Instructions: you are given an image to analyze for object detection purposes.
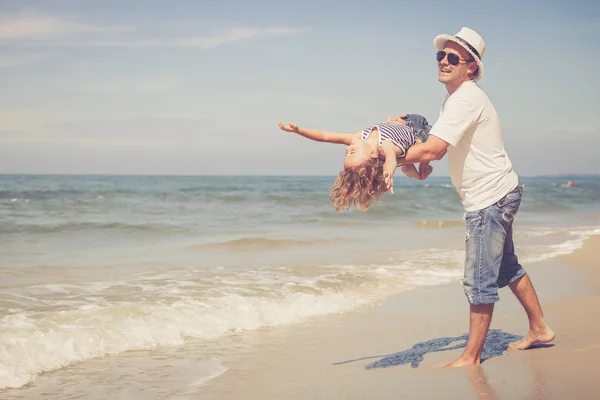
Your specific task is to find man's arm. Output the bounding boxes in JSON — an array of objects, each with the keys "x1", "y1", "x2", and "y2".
[
  {"x1": 392, "y1": 96, "x2": 475, "y2": 165},
  {"x1": 396, "y1": 135, "x2": 450, "y2": 164}
]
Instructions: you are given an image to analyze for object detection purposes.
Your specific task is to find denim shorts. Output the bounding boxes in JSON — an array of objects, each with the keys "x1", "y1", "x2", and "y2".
[
  {"x1": 462, "y1": 184, "x2": 527, "y2": 305},
  {"x1": 404, "y1": 114, "x2": 430, "y2": 143}
]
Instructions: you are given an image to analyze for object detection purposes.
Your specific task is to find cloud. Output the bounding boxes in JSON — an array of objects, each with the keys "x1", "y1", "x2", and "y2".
[
  {"x1": 0, "y1": 130, "x2": 30, "y2": 142},
  {"x1": 0, "y1": 52, "x2": 49, "y2": 67},
  {"x1": 84, "y1": 78, "x2": 183, "y2": 93},
  {"x1": 26, "y1": 26, "x2": 304, "y2": 49},
  {"x1": 0, "y1": 117, "x2": 218, "y2": 147},
  {"x1": 0, "y1": 11, "x2": 305, "y2": 49},
  {"x1": 0, "y1": 11, "x2": 132, "y2": 40},
  {"x1": 154, "y1": 26, "x2": 304, "y2": 49}
]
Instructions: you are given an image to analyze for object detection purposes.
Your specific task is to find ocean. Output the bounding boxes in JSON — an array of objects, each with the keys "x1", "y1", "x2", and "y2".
[{"x1": 1, "y1": 174, "x2": 599, "y2": 396}]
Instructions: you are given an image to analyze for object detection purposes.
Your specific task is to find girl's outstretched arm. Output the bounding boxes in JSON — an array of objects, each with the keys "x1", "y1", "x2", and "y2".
[{"x1": 278, "y1": 121, "x2": 358, "y2": 145}]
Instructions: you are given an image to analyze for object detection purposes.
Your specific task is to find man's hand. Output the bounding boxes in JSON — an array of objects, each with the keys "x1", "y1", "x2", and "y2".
[
  {"x1": 386, "y1": 113, "x2": 407, "y2": 125},
  {"x1": 278, "y1": 121, "x2": 300, "y2": 133}
]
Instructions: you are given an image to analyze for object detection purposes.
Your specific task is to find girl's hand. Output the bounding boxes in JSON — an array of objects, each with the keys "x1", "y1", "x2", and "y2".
[
  {"x1": 278, "y1": 121, "x2": 300, "y2": 133},
  {"x1": 383, "y1": 164, "x2": 396, "y2": 194},
  {"x1": 384, "y1": 172, "x2": 394, "y2": 194}
]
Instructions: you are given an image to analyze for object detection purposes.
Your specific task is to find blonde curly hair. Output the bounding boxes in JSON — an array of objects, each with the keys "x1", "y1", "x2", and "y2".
[{"x1": 328, "y1": 152, "x2": 388, "y2": 212}]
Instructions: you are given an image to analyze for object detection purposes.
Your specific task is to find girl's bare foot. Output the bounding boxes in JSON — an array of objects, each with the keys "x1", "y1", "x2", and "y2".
[{"x1": 400, "y1": 164, "x2": 420, "y2": 179}]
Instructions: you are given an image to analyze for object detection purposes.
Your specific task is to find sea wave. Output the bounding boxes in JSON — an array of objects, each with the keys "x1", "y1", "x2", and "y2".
[
  {"x1": 0, "y1": 290, "x2": 369, "y2": 389},
  {"x1": 414, "y1": 220, "x2": 464, "y2": 229},
  {"x1": 189, "y1": 237, "x2": 343, "y2": 252},
  {"x1": 1, "y1": 221, "x2": 185, "y2": 235},
  {"x1": 521, "y1": 228, "x2": 600, "y2": 263}
]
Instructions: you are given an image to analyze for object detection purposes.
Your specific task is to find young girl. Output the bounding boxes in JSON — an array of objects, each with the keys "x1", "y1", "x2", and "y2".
[{"x1": 278, "y1": 114, "x2": 433, "y2": 211}]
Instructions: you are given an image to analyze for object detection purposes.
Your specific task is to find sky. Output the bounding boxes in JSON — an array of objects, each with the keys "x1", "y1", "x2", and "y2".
[{"x1": 0, "y1": 0, "x2": 599, "y2": 176}]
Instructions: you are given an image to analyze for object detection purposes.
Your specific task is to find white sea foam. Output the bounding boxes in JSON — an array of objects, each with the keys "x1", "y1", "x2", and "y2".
[
  {"x1": 522, "y1": 228, "x2": 600, "y2": 263},
  {"x1": 519, "y1": 226, "x2": 600, "y2": 239},
  {"x1": 188, "y1": 359, "x2": 229, "y2": 387},
  {"x1": 0, "y1": 289, "x2": 371, "y2": 389}
]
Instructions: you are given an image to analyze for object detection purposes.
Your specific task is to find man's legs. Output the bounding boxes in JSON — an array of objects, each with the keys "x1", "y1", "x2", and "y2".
[
  {"x1": 446, "y1": 207, "x2": 501, "y2": 367},
  {"x1": 445, "y1": 303, "x2": 494, "y2": 367},
  {"x1": 508, "y1": 274, "x2": 555, "y2": 349},
  {"x1": 446, "y1": 185, "x2": 555, "y2": 367},
  {"x1": 498, "y1": 222, "x2": 555, "y2": 350}
]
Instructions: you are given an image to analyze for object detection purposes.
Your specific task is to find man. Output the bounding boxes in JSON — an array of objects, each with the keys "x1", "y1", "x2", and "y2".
[{"x1": 388, "y1": 27, "x2": 555, "y2": 367}]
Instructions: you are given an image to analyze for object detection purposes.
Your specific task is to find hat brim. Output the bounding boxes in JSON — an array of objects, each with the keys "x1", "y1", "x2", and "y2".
[{"x1": 433, "y1": 34, "x2": 484, "y2": 81}]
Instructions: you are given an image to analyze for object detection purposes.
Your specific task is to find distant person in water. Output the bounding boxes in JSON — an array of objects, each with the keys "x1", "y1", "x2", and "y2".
[
  {"x1": 388, "y1": 27, "x2": 555, "y2": 367},
  {"x1": 278, "y1": 114, "x2": 434, "y2": 212}
]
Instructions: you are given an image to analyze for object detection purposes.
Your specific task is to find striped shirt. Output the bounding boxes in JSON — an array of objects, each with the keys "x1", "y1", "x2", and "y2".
[{"x1": 361, "y1": 122, "x2": 416, "y2": 157}]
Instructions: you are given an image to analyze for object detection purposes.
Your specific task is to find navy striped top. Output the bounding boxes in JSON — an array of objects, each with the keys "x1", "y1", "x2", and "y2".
[{"x1": 361, "y1": 122, "x2": 416, "y2": 157}]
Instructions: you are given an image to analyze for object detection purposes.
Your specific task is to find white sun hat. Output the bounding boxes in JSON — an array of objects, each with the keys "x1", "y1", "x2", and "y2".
[{"x1": 433, "y1": 27, "x2": 486, "y2": 80}]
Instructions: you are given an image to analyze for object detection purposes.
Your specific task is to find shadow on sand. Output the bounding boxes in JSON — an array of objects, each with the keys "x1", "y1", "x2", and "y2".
[{"x1": 333, "y1": 329, "x2": 554, "y2": 369}]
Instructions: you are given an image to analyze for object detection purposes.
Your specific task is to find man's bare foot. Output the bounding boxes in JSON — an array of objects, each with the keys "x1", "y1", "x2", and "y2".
[
  {"x1": 509, "y1": 326, "x2": 555, "y2": 350},
  {"x1": 443, "y1": 357, "x2": 480, "y2": 368}
]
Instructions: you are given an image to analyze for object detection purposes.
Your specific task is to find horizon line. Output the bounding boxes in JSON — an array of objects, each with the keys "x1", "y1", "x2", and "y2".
[{"x1": 1, "y1": 173, "x2": 598, "y2": 178}]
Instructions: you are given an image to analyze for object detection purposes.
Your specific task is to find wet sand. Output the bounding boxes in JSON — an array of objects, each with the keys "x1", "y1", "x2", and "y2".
[{"x1": 200, "y1": 236, "x2": 600, "y2": 399}]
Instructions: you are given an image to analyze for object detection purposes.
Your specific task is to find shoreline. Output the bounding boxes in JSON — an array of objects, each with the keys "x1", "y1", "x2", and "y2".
[
  {"x1": 200, "y1": 235, "x2": 600, "y2": 399},
  {"x1": 1, "y1": 232, "x2": 598, "y2": 398}
]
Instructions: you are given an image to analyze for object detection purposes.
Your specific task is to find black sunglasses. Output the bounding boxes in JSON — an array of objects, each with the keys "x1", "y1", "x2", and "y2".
[{"x1": 436, "y1": 51, "x2": 474, "y2": 66}]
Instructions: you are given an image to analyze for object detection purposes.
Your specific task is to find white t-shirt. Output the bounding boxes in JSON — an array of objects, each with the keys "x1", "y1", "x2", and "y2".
[{"x1": 429, "y1": 81, "x2": 519, "y2": 212}]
